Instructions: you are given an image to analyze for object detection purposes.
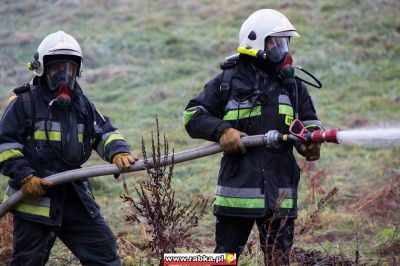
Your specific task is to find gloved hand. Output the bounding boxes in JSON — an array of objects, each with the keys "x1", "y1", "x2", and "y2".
[
  {"x1": 296, "y1": 143, "x2": 321, "y2": 161},
  {"x1": 112, "y1": 153, "x2": 139, "y2": 170},
  {"x1": 20, "y1": 174, "x2": 53, "y2": 198},
  {"x1": 219, "y1": 128, "x2": 247, "y2": 154}
]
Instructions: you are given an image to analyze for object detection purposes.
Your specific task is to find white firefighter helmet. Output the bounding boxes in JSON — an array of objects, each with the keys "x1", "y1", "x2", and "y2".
[
  {"x1": 238, "y1": 9, "x2": 299, "y2": 56},
  {"x1": 30, "y1": 31, "x2": 82, "y2": 77}
]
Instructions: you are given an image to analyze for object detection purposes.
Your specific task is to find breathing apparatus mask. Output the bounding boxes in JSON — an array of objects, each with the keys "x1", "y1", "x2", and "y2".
[
  {"x1": 238, "y1": 36, "x2": 321, "y2": 89},
  {"x1": 44, "y1": 57, "x2": 79, "y2": 106}
]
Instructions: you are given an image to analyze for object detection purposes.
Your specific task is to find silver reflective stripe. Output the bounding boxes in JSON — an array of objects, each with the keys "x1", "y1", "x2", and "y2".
[
  {"x1": 6, "y1": 186, "x2": 50, "y2": 207},
  {"x1": 279, "y1": 94, "x2": 292, "y2": 105},
  {"x1": 96, "y1": 130, "x2": 120, "y2": 159},
  {"x1": 0, "y1": 143, "x2": 23, "y2": 153},
  {"x1": 216, "y1": 185, "x2": 264, "y2": 198},
  {"x1": 278, "y1": 188, "x2": 295, "y2": 197},
  {"x1": 303, "y1": 120, "x2": 322, "y2": 127},
  {"x1": 77, "y1": 123, "x2": 84, "y2": 133},
  {"x1": 224, "y1": 99, "x2": 254, "y2": 112},
  {"x1": 35, "y1": 121, "x2": 61, "y2": 131}
]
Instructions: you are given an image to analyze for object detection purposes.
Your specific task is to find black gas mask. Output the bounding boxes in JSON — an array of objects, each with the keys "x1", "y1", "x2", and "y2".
[{"x1": 45, "y1": 60, "x2": 78, "y2": 106}]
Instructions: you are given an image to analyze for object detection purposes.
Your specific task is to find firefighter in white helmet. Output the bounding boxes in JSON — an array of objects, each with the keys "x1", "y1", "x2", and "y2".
[
  {"x1": 1, "y1": 31, "x2": 138, "y2": 265},
  {"x1": 183, "y1": 9, "x2": 322, "y2": 265}
]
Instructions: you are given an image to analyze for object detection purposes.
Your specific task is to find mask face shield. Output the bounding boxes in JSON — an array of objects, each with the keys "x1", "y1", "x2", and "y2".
[
  {"x1": 45, "y1": 60, "x2": 78, "y2": 92},
  {"x1": 264, "y1": 37, "x2": 289, "y2": 63}
]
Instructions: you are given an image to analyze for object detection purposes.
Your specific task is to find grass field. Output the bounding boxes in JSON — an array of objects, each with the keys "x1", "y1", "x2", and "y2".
[{"x1": 0, "y1": 0, "x2": 399, "y2": 265}]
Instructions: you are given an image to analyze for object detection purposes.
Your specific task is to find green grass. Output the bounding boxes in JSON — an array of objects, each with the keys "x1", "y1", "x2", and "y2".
[{"x1": 1, "y1": 0, "x2": 400, "y2": 264}]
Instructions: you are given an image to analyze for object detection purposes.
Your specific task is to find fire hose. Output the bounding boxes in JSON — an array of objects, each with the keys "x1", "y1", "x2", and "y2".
[{"x1": 0, "y1": 120, "x2": 340, "y2": 219}]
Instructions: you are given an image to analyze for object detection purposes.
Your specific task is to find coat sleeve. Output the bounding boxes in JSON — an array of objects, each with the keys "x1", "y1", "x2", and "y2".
[
  {"x1": 0, "y1": 97, "x2": 36, "y2": 189},
  {"x1": 183, "y1": 73, "x2": 232, "y2": 142},
  {"x1": 90, "y1": 104, "x2": 131, "y2": 162},
  {"x1": 296, "y1": 80, "x2": 323, "y2": 128}
]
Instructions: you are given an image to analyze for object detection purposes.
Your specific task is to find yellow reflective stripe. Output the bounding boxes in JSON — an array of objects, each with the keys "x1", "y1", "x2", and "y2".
[
  {"x1": 223, "y1": 106, "x2": 262, "y2": 121},
  {"x1": 183, "y1": 110, "x2": 197, "y2": 126},
  {"x1": 279, "y1": 105, "x2": 294, "y2": 126},
  {"x1": 34, "y1": 130, "x2": 61, "y2": 141},
  {"x1": 104, "y1": 133, "x2": 124, "y2": 149},
  {"x1": 0, "y1": 149, "x2": 23, "y2": 163},
  {"x1": 78, "y1": 133, "x2": 83, "y2": 143},
  {"x1": 237, "y1": 46, "x2": 258, "y2": 57},
  {"x1": 280, "y1": 198, "x2": 294, "y2": 209},
  {"x1": 279, "y1": 105, "x2": 293, "y2": 116},
  {"x1": 3, "y1": 194, "x2": 50, "y2": 217},
  {"x1": 215, "y1": 195, "x2": 265, "y2": 208}
]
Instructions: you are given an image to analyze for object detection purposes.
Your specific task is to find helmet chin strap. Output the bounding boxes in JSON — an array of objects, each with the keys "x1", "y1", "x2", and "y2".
[{"x1": 54, "y1": 83, "x2": 71, "y2": 106}]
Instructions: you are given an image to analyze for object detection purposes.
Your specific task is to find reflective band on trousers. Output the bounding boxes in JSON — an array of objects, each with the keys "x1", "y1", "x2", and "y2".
[
  {"x1": 223, "y1": 106, "x2": 261, "y2": 121},
  {"x1": 4, "y1": 186, "x2": 50, "y2": 217},
  {"x1": 215, "y1": 195, "x2": 265, "y2": 208}
]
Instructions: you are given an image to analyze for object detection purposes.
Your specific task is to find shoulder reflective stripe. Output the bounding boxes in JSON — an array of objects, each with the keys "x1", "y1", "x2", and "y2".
[
  {"x1": 223, "y1": 106, "x2": 261, "y2": 121},
  {"x1": 0, "y1": 143, "x2": 23, "y2": 153},
  {"x1": 0, "y1": 149, "x2": 24, "y2": 163},
  {"x1": 216, "y1": 185, "x2": 264, "y2": 198},
  {"x1": 34, "y1": 130, "x2": 61, "y2": 141},
  {"x1": 279, "y1": 94, "x2": 292, "y2": 105},
  {"x1": 224, "y1": 99, "x2": 254, "y2": 111},
  {"x1": 103, "y1": 133, "x2": 124, "y2": 149},
  {"x1": 279, "y1": 104, "x2": 293, "y2": 116},
  {"x1": 214, "y1": 195, "x2": 265, "y2": 208},
  {"x1": 35, "y1": 121, "x2": 61, "y2": 131},
  {"x1": 183, "y1": 109, "x2": 197, "y2": 126},
  {"x1": 3, "y1": 194, "x2": 50, "y2": 217},
  {"x1": 280, "y1": 198, "x2": 294, "y2": 209}
]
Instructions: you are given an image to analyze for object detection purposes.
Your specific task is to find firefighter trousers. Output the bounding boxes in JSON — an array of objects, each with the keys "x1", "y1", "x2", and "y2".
[
  {"x1": 214, "y1": 214, "x2": 294, "y2": 265},
  {"x1": 9, "y1": 186, "x2": 120, "y2": 266}
]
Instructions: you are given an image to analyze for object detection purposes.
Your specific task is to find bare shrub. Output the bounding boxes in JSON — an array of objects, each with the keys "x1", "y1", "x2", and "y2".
[
  {"x1": 0, "y1": 201, "x2": 13, "y2": 263},
  {"x1": 121, "y1": 118, "x2": 209, "y2": 265}
]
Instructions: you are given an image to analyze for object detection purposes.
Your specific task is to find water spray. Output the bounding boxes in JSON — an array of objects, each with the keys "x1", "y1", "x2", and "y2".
[{"x1": 263, "y1": 119, "x2": 400, "y2": 147}]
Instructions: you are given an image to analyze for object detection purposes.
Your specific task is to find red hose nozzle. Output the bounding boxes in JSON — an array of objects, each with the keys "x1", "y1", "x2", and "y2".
[
  {"x1": 310, "y1": 129, "x2": 340, "y2": 144},
  {"x1": 324, "y1": 128, "x2": 340, "y2": 143}
]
